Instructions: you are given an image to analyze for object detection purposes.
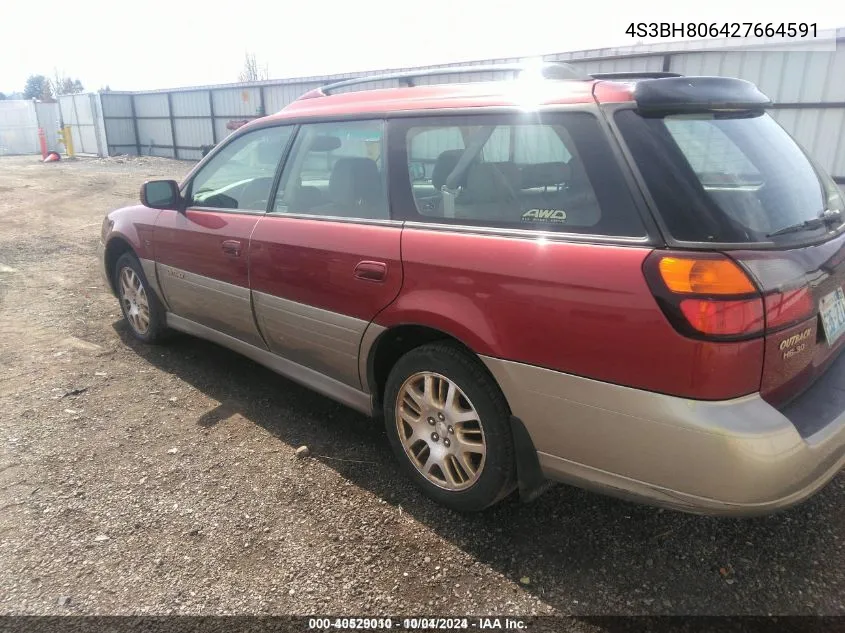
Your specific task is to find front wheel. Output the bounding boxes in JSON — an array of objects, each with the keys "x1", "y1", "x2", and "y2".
[
  {"x1": 114, "y1": 252, "x2": 168, "y2": 344},
  {"x1": 383, "y1": 342, "x2": 516, "y2": 511}
]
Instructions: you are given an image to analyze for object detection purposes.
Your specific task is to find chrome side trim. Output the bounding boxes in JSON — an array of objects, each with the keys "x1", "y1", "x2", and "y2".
[
  {"x1": 358, "y1": 322, "x2": 387, "y2": 394},
  {"x1": 402, "y1": 221, "x2": 652, "y2": 245},
  {"x1": 186, "y1": 206, "x2": 267, "y2": 216},
  {"x1": 158, "y1": 264, "x2": 266, "y2": 349},
  {"x1": 481, "y1": 355, "x2": 845, "y2": 515},
  {"x1": 265, "y1": 212, "x2": 404, "y2": 227},
  {"x1": 166, "y1": 313, "x2": 372, "y2": 416},
  {"x1": 139, "y1": 257, "x2": 168, "y2": 309},
  {"x1": 252, "y1": 291, "x2": 367, "y2": 388}
]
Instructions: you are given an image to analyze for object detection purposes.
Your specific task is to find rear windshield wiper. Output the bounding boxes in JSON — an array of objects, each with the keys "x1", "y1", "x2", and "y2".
[{"x1": 767, "y1": 210, "x2": 842, "y2": 238}]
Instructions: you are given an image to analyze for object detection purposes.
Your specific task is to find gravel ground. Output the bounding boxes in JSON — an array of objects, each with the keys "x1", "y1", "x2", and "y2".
[{"x1": 0, "y1": 155, "x2": 843, "y2": 617}]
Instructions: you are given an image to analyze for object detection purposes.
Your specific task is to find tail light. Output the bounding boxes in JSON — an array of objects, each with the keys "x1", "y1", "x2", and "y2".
[
  {"x1": 679, "y1": 298, "x2": 764, "y2": 336},
  {"x1": 644, "y1": 252, "x2": 813, "y2": 341},
  {"x1": 764, "y1": 287, "x2": 814, "y2": 330}
]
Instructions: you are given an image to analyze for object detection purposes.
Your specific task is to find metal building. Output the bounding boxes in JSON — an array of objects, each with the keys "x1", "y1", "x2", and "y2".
[{"x1": 90, "y1": 29, "x2": 844, "y2": 185}]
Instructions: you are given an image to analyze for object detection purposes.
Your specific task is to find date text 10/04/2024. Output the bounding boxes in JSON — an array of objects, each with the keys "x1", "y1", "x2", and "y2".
[
  {"x1": 307, "y1": 618, "x2": 527, "y2": 630},
  {"x1": 626, "y1": 22, "x2": 818, "y2": 38}
]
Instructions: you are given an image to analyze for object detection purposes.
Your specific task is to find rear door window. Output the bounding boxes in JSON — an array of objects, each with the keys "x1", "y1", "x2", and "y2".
[
  {"x1": 615, "y1": 110, "x2": 842, "y2": 243},
  {"x1": 272, "y1": 120, "x2": 388, "y2": 220},
  {"x1": 394, "y1": 112, "x2": 645, "y2": 237}
]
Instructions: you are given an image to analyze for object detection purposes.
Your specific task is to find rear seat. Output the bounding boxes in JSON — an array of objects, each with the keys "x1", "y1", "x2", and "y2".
[
  {"x1": 520, "y1": 162, "x2": 571, "y2": 190},
  {"x1": 425, "y1": 150, "x2": 602, "y2": 228},
  {"x1": 456, "y1": 163, "x2": 522, "y2": 221},
  {"x1": 519, "y1": 161, "x2": 601, "y2": 228}
]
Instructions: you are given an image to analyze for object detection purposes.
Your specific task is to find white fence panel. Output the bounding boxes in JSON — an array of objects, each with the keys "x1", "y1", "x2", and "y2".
[
  {"x1": 59, "y1": 93, "x2": 107, "y2": 156},
  {"x1": 35, "y1": 102, "x2": 60, "y2": 152},
  {"x1": 0, "y1": 100, "x2": 39, "y2": 155}
]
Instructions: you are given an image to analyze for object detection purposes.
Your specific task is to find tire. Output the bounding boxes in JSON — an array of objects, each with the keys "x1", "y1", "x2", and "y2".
[
  {"x1": 384, "y1": 342, "x2": 516, "y2": 511},
  {"x1": 114, "y1": 252, "x2": 168, "y2": 344}
]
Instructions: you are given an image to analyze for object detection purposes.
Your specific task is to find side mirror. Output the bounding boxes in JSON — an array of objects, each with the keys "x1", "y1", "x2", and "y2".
[{"x1": 141, "y1": 180, "x2": 182, "y2": 210}]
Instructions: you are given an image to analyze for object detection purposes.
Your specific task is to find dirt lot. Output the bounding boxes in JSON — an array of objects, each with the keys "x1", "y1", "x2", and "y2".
[{"x1": 0, "y1": 154, "x2": 844, "y2": 617}]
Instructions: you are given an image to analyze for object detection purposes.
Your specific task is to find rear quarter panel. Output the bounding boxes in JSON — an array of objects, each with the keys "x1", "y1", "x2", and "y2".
[{"x1": 380, "y1": 228, "x2": 763, "y2": 400}]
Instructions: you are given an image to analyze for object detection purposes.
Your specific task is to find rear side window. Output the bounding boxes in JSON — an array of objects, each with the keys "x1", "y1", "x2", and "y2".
[
  {"x1": 395, "y1": 112, "x2": 645, "y2": 237},
  {"x1": 616, "y1": 110, "x2": 838, "y2": 243}
]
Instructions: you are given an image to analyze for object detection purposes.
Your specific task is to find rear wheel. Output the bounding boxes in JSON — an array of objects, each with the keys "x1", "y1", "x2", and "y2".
[
  {"x1": 384, "y1": 342, "x2": 515, "y2": 511},
  {"x1": 114, "y1": 252, "x2": 168, "y2": 344}
]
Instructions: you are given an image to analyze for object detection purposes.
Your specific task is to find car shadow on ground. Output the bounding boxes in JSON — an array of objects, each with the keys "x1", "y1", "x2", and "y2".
[{"x1": 115, "y1": 322, "x2": 844, "y2": 615}]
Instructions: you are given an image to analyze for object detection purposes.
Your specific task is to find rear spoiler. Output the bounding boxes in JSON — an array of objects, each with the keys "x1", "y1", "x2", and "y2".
[{"x1": 633, "y1": 76, "x2": 771, "y2": 113}]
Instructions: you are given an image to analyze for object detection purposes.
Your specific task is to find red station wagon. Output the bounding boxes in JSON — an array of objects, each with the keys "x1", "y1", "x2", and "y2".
[{"x1": 99, "y1": 64, "x2": 845, "y2": 514}]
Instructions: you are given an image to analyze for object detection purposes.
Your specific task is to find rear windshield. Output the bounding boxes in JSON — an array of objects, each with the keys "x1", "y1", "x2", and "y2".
[{"x1": 615, "y1": 110, "x2": 838, "y2": 244}]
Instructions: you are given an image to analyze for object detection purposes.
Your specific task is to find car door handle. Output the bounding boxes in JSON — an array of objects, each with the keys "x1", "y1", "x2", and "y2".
[
  {"x1": 354, "y1": 260, "x2": 387, "y2": 282},
  {"x1": 221, "y1": 240, "x2": 242, "y2": 256}
]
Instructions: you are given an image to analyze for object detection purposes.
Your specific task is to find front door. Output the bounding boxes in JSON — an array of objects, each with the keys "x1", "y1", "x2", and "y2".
[
  {"x1": 154, "y1": 125, "x2": 294, "y2": 348},
  {"x1": 249, "y1": 120, "x2": 402, "y2": 388}
]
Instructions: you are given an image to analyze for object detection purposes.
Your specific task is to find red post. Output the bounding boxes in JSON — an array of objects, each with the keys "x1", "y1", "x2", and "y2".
[{"x1": 38, "y1": 128, "x2": 48, "y2": 160}]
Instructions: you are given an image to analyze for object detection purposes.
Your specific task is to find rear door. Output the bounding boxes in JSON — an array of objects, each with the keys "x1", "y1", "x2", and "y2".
[
  {"x1": 154, "y1": 125, "x2": 294, "y2": 348},
  {"x1": 248, "y1": 120, "x2": 402, "y2": 389}
]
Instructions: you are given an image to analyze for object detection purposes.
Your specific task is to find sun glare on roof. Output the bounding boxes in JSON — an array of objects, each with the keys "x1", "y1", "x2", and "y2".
[
  {"x1": 511, "y1": 59, "x2": 554, "y2": 111},
  {"x1": 519, "y1": 58, "x2": 547, "y2": 82}
]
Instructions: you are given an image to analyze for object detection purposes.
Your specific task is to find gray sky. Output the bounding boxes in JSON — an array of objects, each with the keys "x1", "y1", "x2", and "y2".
[{"x1": 2, "y1": 0, "x2": 844, "y2": 93}]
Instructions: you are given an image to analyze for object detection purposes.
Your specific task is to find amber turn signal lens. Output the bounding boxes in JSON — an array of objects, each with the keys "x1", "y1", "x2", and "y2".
[{"x1": 658, "y1": 257, "x2": 756, "y2": 295}]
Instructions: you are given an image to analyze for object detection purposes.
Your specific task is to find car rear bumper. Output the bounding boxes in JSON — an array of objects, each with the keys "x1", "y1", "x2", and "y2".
[{"x1": 482, "y1": 356, "x2": 845, "y2": 516}]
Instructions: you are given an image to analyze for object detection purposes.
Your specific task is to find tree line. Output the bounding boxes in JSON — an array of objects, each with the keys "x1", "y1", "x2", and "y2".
[
  {"x1": 0, "y1": 72, "x2": 87, "y2": 102},
  {"x1": 22, "y1": 72, "x2": 85, "y2": 101},
  {"x1": 0, "y1": 53, "x2": 268, "y2": 102}
]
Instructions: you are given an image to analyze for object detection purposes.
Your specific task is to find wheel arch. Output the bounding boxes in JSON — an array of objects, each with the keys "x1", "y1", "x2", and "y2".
[
  {"x1": 103, "y1": 235, "x2": 135, "y2": 295},
  {"x1": 364, "y1": 323, "x2": 500, "y2": 411},
  {"x1": 366, "y1": 322, "x2": 549, "y2": 503}
]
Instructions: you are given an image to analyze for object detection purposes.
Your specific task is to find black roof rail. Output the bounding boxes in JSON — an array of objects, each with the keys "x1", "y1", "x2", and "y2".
[
  {"x1": 297, "y1": 62, "x2": 591, "y2": 99},
  {"x1": 591, "y1": 71, "x2": 683, "y2": 80}
]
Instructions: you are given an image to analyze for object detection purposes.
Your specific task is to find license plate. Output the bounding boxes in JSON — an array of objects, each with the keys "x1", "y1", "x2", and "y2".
[{"x1": 819, "y1": 287, "x2": 845, "y2": 346}]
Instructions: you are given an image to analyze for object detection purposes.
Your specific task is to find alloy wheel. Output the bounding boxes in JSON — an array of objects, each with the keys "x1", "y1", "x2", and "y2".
[
  {"x1": 118, "y1": 266, "x2": 151, "y2": 335},
  {"x1": 395, "y1": 371, "x2": 486, "y2": 491}
]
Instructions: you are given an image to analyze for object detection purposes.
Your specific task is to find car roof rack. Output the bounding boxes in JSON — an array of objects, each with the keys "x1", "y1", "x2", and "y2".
[
  {"x1": 297, "y1": 62, "x2": 592, "y2": 99},
  {"x1": 590, "y1": 71, "x2": 683, "y2": 80}
]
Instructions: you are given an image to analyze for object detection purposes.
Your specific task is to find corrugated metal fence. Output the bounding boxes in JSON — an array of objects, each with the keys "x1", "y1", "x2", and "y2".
[{"x1": 96, "y1": 33, "x2": 845, "y2": 183}]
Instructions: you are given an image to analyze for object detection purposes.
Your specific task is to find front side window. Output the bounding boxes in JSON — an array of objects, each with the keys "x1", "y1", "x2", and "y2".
[
  {"x1": 272, "y1": 120, "x2": 388, "y2": 219},
  {"x1": 188, "y1": 125, "x2": 293, "y2": 212},
  {"x1": 615, "y1": 110, "x2": 844, "y2": 244},
  {"x1": 400, "y1": 112, "x2": 644, "y2": 237}
]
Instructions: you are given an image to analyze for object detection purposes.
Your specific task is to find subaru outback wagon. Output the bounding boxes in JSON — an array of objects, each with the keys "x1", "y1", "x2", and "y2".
[{"x1": 99, "y1": 65, "x2": 845, "y2": 515}]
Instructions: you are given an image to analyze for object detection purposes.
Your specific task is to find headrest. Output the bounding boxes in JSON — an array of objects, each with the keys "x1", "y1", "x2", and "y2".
[
  {"x1": 520, "y1": 162, "x2": 571, "y2": 189},
  {"x1": 329, "y1": 157, "x2": 382, "y2": 207},
  {"x1": 431, "y1": 149, "x2": 466, "y2": 191},
  {"x1": 463, "y1": 163, "x2": 521, "y2": 203},
  {"x1": 311, "y1": 135, "x2": 342, "y2": 152}
]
